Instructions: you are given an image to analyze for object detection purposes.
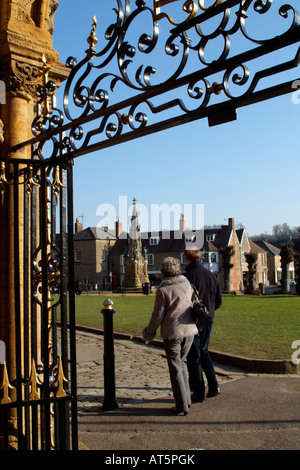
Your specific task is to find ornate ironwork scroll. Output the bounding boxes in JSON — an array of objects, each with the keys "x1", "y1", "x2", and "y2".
[{"x1": 15, "y1": 0, "x2": 299, "y2": 162}]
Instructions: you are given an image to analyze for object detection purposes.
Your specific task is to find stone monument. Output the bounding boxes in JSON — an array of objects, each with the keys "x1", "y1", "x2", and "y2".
[{"x1": 124, "y1": 198, "x2": 150, "y2": 292}]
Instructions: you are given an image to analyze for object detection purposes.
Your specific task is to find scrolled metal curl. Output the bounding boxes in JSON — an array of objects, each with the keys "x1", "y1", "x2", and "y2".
[
  {"x1": 223, "y1": 63, "x2": 250, "y2": 98},
  {"x1": 240, "y1": 0, "x2": 299, "y2": 44}
]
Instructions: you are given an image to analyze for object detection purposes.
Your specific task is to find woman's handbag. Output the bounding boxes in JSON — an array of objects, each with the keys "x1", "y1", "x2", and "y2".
[{"x1": 191, "y1": 284, "x2": 209, "y2": 324}]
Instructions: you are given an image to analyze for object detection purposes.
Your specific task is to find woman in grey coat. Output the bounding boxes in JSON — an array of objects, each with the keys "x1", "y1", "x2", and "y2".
[{"x1": 142, "y1": 257, "x2": 198, "y2": 415}]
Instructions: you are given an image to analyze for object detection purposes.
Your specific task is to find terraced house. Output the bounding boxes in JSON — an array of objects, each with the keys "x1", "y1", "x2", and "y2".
[
  {"x1": 110, "y1": 217, "x2": 269, "y2": 293},
  {"x1": 74, "y1": 212, "x2": 294, "y2": 294}
]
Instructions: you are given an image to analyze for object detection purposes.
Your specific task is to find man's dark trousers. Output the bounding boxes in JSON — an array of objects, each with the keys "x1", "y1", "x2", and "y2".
[{"x1": 187, "y1": 320, "x2": 218, "y2": 401}]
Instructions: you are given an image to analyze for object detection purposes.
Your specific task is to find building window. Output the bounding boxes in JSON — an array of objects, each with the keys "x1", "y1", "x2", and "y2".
[
  {"x1": 147, "y1": 253, "x2": 154, "y2": 265},
  {"x1": 101, "y1": 250, "x2": 106, "y2": 262},
  {"x1": 149, "y1": 237, "x2": 159, "y2": 245},
  {"x1": 181, "y1": 253, "x2": 186, "y2": 264},
  {"x1": 75, "y1": 251, "x2": 81, "y2": 263},
  {"x1": 185, "y1": 235, "x2": 196, "y2": 243},
  {"x1": 203, "y1": 253, "x2": 209, "y2": 263},
  {"x1": 211, "y1": 252, "x2": 217, "y2": 263},
  {"x1": 206, "y1": 234, "x2": 216, "y2": 242}
]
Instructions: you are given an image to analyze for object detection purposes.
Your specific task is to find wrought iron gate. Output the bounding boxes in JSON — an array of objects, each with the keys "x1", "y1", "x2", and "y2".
[
  {"x1": 1, "y1": 0, "x2": 300, "y2": 450},
  {"x1": 0, "y1": 157, "x2": 77, "y2": 450}
]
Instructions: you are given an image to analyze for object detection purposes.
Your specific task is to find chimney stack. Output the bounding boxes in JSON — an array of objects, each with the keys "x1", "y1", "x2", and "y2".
[
  {"x1": 228, "y1": 218, "x2": 235, "y2": 231},
  {"x1": 115, "y1": 220, "x2": 122, "y2": 238},
  {"x1": 75, "y1": 218, "x2": 83, "y2": 233},
  {"x1": 179, "y1": 213, "x2": 185, "y2": 232}
]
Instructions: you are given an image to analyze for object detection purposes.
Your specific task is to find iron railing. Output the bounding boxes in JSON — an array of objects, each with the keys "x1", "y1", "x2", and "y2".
[{"x1": 0, "y1": 157, "x2": 77, "y2": 450}]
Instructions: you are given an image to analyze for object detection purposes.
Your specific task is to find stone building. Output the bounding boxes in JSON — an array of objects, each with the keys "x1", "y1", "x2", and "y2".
[
  {"x1": 247, "y1": 239, "x2": 269, "y2": 286},
  {"x1": 254, "y1": 240, "x2": 283, "y2": 285},
  {"x1": 111, "y1": 216, "x2": 267, "y2": 292},
  {"x1": 74, "y1": 218, "x2": 116, "y2": 290},
  {"x1": 203, "y1": 218, "x2": 242, "y2": 291}
]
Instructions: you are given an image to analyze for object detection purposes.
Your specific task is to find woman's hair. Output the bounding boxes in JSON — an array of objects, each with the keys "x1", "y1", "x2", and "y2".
[{"x1": 161, "y1": 257, "x2": 181, "y2": 278}]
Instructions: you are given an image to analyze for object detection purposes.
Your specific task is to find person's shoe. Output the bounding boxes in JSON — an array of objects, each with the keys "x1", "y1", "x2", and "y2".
[
  {"x1": 191, "y1": 394, "x2": 204, "y2": 403},
  {"x1": 206, "y1": 387, "x2": 220, "y2": 398},
  {"x1": 170, "y1": 407, "x2": 188, "y2": 416}
]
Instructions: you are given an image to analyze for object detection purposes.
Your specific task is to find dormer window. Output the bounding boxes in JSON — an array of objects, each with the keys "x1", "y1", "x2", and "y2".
[
  {"x1": 185, "y1": 235, "x2": 196, "y2": 243},
  {"x1": 206, "y1": 234, "x2": 216, "y2": 242},
  {"x1": 149, "y1": 237, "x2": 160, "y2": 245}
]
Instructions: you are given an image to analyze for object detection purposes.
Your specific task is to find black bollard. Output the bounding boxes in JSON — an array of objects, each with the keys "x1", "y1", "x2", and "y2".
[{"x1": 101, "y1": 298, "x2": 118, "y2": 411}]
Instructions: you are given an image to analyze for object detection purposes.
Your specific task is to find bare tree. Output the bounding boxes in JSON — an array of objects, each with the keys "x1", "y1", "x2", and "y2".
[
  {"x1": 219, "y1": 246, "x2": 235, "y2": 293},
  {"x1": 280, "y1": 242, "x2": 295, "y2": 293},
  {"x1": 245, "y1": 252, "x2": 258, "y2": 294}
]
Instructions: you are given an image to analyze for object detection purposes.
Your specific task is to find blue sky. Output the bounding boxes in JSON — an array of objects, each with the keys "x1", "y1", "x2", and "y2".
[{"x1": 52, "y1": 0, "x2": 300, "y2": 237}]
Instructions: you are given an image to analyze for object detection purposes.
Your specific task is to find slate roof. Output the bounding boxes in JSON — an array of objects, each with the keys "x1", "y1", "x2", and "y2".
[
  {"x1": 111, "y1": 226, "x2": 235, "y2": 255},
  {"x1": 74, "y1": 227, "x2": 116, "y2": 241},
  {"x1": 253, "y1": 240, "x2": 280, "y2": 256},
  {"x1": 254, "y1": 237, "x2": 299, "y2": 252},
  {"x1": 248, "y1": 239, "x2": 268, "y2": 254},
  {"x1": 110, "y1": 230, "x2": 186, "y2": 256},
  {"x1": 202, "y1": 227, "x2": 233, "y2": 250}
]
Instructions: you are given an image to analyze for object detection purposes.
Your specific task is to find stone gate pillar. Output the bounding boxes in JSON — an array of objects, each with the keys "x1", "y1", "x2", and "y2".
[{"x1": 0, "y1": 0, "x2": 67, "y2": 408}]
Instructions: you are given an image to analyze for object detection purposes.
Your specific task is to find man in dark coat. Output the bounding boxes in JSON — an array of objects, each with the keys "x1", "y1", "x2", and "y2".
[{"x1": 184, "y1": 246, "x2": 222, "y2": 402}]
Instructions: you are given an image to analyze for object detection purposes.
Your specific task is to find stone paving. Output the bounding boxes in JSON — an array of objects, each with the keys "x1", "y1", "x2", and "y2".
[{"x1": 75, "y1": 330, "x2": 238, "y2": 416}]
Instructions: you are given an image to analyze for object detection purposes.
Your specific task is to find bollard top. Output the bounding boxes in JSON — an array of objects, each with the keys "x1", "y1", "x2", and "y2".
[
  {"x1": 103, "y1": 298, "x2": 113, "y2": 308},
  {"x1": 101, "y1": 298, "x2": 115, "y2": 313}
]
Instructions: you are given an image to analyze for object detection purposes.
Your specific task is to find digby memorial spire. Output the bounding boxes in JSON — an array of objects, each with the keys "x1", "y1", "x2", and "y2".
[{"x1": 124, "y1": 198, "x2": 150, "y2": 292}]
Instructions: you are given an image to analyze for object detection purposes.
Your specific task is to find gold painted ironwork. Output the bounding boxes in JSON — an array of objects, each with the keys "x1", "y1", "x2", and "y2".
[
  {"x1": 0, "y1": 119, "x2": 4, "y2": 143},
  {"x1": 153, "y1": 0, "x2": 223, "y2": 25},
  {"x1": 0, "y1": 354, "x2": 67, "y2": 406},
  {"x1": 154, "y1": 0, "x2": 198, "y2": 25},
  {"x1": 54, "y1": 356, "x2": 67, "y2": 398},
  {"x1": 87, "y1": 16, "x2": 98, "y2": 57},
  {"x1": 199, "y1": 0, "x2": 223, "y2": 11},
  {"x1": 25, "y1": 165, "x2": 40, "y2": 195},
  {"x1": 121, "y1": 114, "x2": 130, "y2": 125},
  {"x1": 26, "y1": 359, "x2": 41, "y2": 401},
  {"x1": 49, "y1": 166, "x2": 67, "y2": 203},
  {"x1": 0, "y1": 363, "x2": 14, "y2": 404},
  {"x1": 207, "y1": 82, "x2": 223, "y2": 95},
  {"x1": 0, "y1": 161, "x2": 8, "y2": 205}
]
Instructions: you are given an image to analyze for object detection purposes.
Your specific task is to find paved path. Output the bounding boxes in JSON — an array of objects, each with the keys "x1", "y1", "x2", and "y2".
[
  {"x1": 75, "y1": 330, "x2": 300, "y2": 451},
  {"x1": 75, "y1": 330, "x2": 241, "y2": 412}
]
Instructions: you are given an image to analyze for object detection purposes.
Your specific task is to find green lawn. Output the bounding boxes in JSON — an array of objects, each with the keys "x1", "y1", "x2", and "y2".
[{"x1": 62, "y1": 293, "x2": 300, "y2": 361}]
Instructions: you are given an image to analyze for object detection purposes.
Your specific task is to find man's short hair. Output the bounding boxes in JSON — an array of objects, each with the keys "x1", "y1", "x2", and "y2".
[{"x1": 184, "y1": 246, "x2": 201, "y2": 262}]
